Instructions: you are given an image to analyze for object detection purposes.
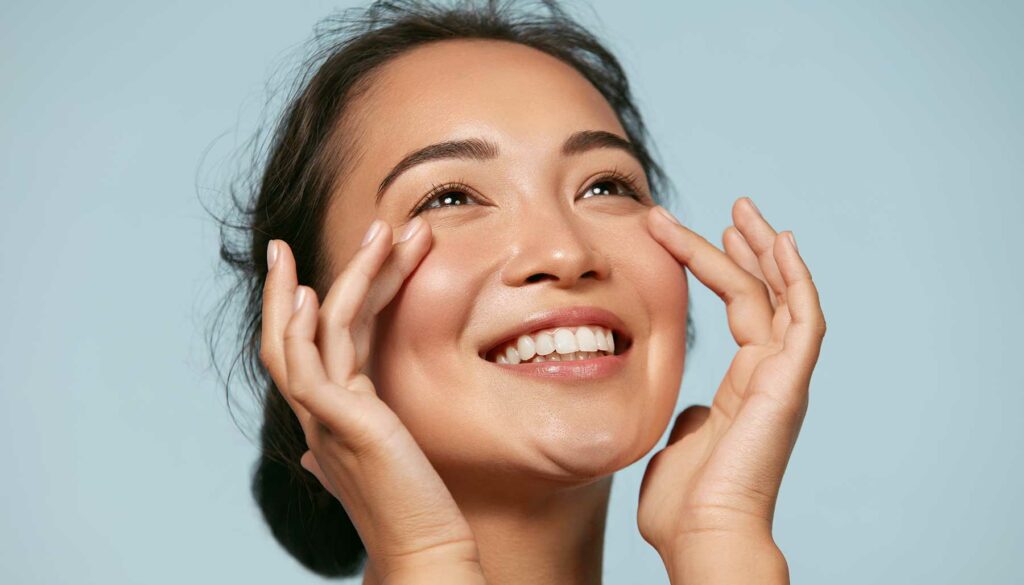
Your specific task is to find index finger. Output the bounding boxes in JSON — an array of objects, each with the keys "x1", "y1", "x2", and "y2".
[
  {"x1": 260, "y1": 239, "x2": 310, "y2": 421},
  {"x1": 648, "y1": 206, "x2": 774, "y2": 347}
]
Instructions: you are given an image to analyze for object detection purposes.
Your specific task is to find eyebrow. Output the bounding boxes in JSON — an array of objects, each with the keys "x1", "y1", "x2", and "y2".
[{"x1": 375, "y1": 130, "x2": 641, "y2": 204}]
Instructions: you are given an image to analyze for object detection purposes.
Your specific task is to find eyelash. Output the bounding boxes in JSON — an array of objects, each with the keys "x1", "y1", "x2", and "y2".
[{"x1": 410, "y1": 168, "x2": 648, "y2": 217}]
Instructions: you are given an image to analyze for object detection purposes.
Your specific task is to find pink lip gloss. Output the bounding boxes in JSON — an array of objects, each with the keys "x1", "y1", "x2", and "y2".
[{"x1": 489, "y1": 346, "x2": 629, "y2": 381}]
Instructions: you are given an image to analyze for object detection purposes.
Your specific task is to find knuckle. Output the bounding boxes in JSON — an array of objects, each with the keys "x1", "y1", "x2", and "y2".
[
  {"x1": 744, "y1": 276, "x2": 770, "y2": 300},
  {"x1": 816, "y1": 318, "x2": 828, "y2": 338},
  {"x1": 319, "y1": 301, "x2": 349, "y2": 331},
  {"x1": 354, "y1": 260, "x2": 377, "y2": 281},
  {"x1": 317, "y1": 309, "x2": 334, "y2": 332},
  {"x1": 288, "y1": 381, "x2": 313, "y2": 403},
  {"x1": 258, "y1": 346, "x2": 272, "y2": 366},
  {"x1": 812, "y1": 309, "x2": 828, "y2": 338},
  {"x1": 283, "y1": 319, "x2": 305, "y2": 342}
]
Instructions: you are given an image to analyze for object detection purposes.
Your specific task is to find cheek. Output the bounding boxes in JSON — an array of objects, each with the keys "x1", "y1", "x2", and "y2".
[
  {"x1": 632, "y1": 237, "x2": 689, "y2": 326},
  {"x1": 366, "y1": 217, "x2": 691, "y2": 476},
  {"x1": 371, "y1": 242, "x2": 481, "y2": 389},
  {"x1": 614, "y1": 232, "x2": 690, "y2": 448},
  {"x1": 367, "y1": 236, "x2": 492, "y2": 464}
]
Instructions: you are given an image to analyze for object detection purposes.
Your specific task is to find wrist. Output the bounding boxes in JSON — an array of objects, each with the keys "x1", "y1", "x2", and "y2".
[
  {"x1": 659, "y1": 532, "x2": 789, "y2": 585},
  {"x1": 375, "y1": 540, "x2": 487, "y2": 585},
  {"x1": 380, "y1": 561, "x2": 487, "y2": 585}
]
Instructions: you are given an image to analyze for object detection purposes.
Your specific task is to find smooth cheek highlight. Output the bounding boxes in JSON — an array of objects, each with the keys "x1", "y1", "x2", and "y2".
[
  {"x1": 366, "y1": 218, "x2": 688, "y2": 481},
  {"x1": 631, "y1": 235, "x2": 689, "y2": 454},
  {"x1": 368, "y1": 241, "x2": 509, "y2": 470}
]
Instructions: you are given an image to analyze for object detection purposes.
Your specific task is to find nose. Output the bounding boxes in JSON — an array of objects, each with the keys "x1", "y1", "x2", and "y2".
[{"x1": 500, "y1": 206, "x2": 611, "y2": 289}]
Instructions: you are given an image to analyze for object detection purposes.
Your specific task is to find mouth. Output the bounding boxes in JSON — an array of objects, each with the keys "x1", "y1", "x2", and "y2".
[
  {"x1": 480, "y1": 325, "x2": 633, "y2": 364},
  {"x1": 476, "y1": 306, "x2": 634, "y2": 366}
]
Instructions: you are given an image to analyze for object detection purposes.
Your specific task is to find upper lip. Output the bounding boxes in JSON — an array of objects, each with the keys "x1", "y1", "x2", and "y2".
[{"x1": 478, "y1": 305, "x2": 633, "y2": 360}]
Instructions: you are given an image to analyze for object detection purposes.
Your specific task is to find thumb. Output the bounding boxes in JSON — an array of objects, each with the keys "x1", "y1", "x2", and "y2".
[
  {"x1": 666, "y1": 405, "x2": 710, "y2": 446},
  {"x1": 300, "y1": 450, "x2": 338, "y2": 498}
]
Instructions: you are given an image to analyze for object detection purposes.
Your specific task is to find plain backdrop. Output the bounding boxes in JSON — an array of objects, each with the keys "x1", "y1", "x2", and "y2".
[{"x1": 2, "y1": 1, "x2": 1021, "y2": 583}]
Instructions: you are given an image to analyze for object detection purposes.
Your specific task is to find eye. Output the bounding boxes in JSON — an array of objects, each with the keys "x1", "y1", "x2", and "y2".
[
  {"x1": 411, "y1": 180, "x2": 479, "y2": 216},
  {"x1": 579, "y1": 170, "x2": 646, "y2": 202}
]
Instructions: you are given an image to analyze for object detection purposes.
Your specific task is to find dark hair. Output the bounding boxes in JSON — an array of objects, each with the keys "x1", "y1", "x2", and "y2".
[{"x1": 206, "y1": 0, "x2": 695, "y2": 577}]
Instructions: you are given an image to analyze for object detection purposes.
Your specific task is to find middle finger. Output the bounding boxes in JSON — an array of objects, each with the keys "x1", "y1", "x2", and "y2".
[
  {"x1": 648, "y1": 206, "x2": 774, "y2": 347},
  {"x1": 316, "y1": 217, "x2": 432, "y2": 386},
  {"x1": 732, "y1": 197, "x2": 788, "y2": 303}
]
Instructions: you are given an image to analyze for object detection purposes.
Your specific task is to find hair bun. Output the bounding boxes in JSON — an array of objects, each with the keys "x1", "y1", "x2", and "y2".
[{"x1": 252, "y1": 439, "x2": 366, "y2": 577}]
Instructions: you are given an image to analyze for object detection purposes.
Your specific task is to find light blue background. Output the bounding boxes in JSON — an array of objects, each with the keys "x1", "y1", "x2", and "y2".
[{"x1": 2, "y1": 1, "x2": 1021, "y2": 583}]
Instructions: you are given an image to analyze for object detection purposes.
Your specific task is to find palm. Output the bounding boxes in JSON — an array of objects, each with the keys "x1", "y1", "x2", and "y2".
[{"x1": 638, "y1": 200, "x2": 825, "y2": 552}]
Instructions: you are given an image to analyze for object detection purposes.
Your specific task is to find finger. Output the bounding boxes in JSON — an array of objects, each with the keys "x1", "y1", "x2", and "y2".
[
  {"x1": 649, "y1": 206, "x2": 773, "y2": 346},
  {"x1": 693, "y1": 233, "x2": 822, "y2": 519},
  {"x1": 317, "y1": 218, "x2": 431, "y2": 386},
  {"x1": 283, "y1": 285, "x2": 348, "y2": 422},
  {"x1": 666, "y1": 404, "x2": 710, "y2": 446},
  {"x1": 731, "y1": 198, "x2": 788, "y2": 303},
  {"x1": 260, "y1": 239, "x2": 310, "y2": 420},
  {"x1": 300, "y1": 451, "x2": 338, "y2": 498},
  {"x1": 710, "y1": 233, "x2": 820, "y2": 455},
  {"x1": 775, "y1": 232, "x2": 827, "y2": 369},
  {"x1": 722, "y1": 226, "x2": 773, "y2": 310},
  {"x1": 364, "y1": 217, "x2": 433, "y2": 316}
]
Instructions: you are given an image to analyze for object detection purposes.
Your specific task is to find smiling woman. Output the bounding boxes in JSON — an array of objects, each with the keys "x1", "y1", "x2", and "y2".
[{"x1": 208, "y1": 1, "x2": 824, "y2": 584}]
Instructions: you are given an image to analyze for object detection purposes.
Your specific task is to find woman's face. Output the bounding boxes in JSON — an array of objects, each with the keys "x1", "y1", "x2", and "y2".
[{"x1": 323, "y1": 39, "x2": 688, "y2": 483}]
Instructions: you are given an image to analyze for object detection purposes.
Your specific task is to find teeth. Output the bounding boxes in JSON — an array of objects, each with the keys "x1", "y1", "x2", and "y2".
[
  {"x1": 517, "y1": 335, "x2": 536, "y2": 361},
  {"x1": 497, "y1": 350, "x2": 607, "y2": 365},
  {"x1": 523, "y1": 351, "x2": 602, "y2": 364},
  {"x1": 576, "y1": 326, "x2": 598, "y2": 352},
  {"x1": 534, "y1": 332, "x2": 555, "y2": 356},
  {"x1": 553, "y1": 328, "x2": 577, "y2": 354},
  {"x1": 487, "y1": 324, "x2": 622, "y2": 363}
]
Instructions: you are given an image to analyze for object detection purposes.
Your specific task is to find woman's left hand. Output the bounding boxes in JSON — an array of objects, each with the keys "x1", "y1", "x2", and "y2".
[{"x1": 637, "y1": 198, "x2": 826, "y2": 579}]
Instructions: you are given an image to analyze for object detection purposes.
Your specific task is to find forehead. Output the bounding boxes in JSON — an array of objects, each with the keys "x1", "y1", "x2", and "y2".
[
  {"x1": 358, "y1": 38, "x2": 622, "y2": 140},
  {"x1": 341, "y1": 38, "x2": 627, "y2": 179}
]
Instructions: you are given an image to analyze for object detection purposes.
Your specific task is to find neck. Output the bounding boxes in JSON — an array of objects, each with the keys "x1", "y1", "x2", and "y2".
[{"x1": 362, "y1": 472, "x2": 613, "y2": 585}]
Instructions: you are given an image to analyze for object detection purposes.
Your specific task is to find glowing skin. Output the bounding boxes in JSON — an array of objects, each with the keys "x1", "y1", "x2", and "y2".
[
  {"x1": 320, "y1": 39, "x2": 687, "y2": 584},
  {"x1": 274, "y1": 36, "x2": 824, "y2": 584}
]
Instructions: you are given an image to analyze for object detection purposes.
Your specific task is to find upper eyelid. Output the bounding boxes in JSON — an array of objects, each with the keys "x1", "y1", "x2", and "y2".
[
  {"x1": 412, "y1": 170, "x2": 647, "y2": 215},
  {"x1": 411, "y1": 180, "x2": 480, "y2": 215},
  {"x1": 586, "y1": 170, "x2": 643, "y2": 194}
]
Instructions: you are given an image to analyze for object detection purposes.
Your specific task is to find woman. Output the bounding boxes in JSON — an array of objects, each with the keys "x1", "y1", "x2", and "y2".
[{"x1": 212, "y1": 1, "x2": 826, "y2": 583}]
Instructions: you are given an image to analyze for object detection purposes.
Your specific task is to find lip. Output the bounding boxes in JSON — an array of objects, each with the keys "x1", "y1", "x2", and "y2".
[
  {"x1": 477, "y1": 305, "x2": 633, "y2": 361},
  {"x1": 488, "y1": 341, "x2": 632, "y2": 381}
]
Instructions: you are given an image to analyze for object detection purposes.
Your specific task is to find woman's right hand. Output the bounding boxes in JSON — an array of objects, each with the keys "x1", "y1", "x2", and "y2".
[{"x1": 260, "y1": 218, "x2": 485, "y2": 584}]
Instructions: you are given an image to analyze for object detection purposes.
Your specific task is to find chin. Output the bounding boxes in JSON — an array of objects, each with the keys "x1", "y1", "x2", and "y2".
[{"x1": 528, "y1": 420, "x2": 659, "y2": 481}]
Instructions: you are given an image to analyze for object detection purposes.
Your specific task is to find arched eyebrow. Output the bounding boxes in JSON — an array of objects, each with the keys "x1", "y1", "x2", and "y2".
[{"x1": 375, "y1": 130, "x2": 640, "y2": 204}]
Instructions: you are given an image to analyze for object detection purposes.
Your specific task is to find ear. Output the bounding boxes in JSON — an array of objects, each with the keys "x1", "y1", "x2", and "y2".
[{"x1": 666, "y1": 405, "x2": 710, "y2": 447}]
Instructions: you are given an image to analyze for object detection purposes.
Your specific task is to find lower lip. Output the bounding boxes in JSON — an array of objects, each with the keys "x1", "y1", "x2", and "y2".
[{"x1": 485, "y1": 345, "x2": 630, "y2": 381}]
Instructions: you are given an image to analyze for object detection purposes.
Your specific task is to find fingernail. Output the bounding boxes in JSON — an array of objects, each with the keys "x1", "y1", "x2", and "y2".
[
  {"x1": 786, "y1": 232, "x2": 798, "y2": 252},
  {"x1": 293, "y1": 287, "x2": 306, "y2": 312},
  {"x1": 267, "y1": 240, "x2": 278, "y2": 271},
  {"x1": 746, "y1": 197, "x2": 762, "y2": 217},
  {"x1": 398, "y1": 217, "x2": 422, "y2": 243},
  {"x1": 656, "y1": 205, "x2": 681, "y2": 225},
  {"x1": 361, "y1": 220, "x2": 383, "y2": 247}
]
